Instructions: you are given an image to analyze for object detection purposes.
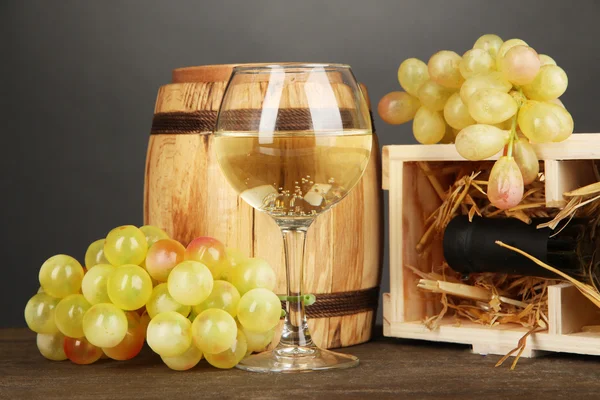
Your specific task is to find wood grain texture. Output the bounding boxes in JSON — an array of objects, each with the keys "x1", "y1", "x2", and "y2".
[
  {"x1": 3, "y1": 328, "x2": 600, "y2": 400},
  {"x1": 383, "y1": 136, "x2": 600, "y2": 358},
  {"x1": 144, "y1": 65, "x2": 383, "y2": 349}
]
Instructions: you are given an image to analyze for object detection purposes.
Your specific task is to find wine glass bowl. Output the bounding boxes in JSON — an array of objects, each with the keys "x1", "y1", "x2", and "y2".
[{"x1": 214, "y1": 63, "x2": 372, "y2": 372}]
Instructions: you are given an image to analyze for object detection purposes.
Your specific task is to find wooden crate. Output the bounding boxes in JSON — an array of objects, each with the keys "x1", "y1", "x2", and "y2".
[{"x1": 382, "y1": 133, "x2": 600, "y2": 357}]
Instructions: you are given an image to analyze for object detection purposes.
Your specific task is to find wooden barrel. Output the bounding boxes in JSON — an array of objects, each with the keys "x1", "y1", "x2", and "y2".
[{"x1": 144, "y1": 64, "x2": 383, "y2": 348}]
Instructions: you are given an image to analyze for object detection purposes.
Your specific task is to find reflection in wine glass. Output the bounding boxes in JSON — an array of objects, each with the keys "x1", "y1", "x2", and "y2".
[{"x1": 214, "y1": 63, "x2": 372, "y2": 372}]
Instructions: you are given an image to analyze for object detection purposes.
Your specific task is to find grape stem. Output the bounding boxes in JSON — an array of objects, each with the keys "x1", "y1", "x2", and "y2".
[
  {"x1": 278, "y1": 294, "x2": 316, "y2": 306},
  {"x1": 506, "y1": 89, "x2": 523, "y2": 158}
]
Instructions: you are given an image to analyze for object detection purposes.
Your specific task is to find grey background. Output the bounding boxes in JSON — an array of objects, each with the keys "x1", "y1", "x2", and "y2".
[{"x1": 3, "y1": 0, "x2": 599, "y2": 327}]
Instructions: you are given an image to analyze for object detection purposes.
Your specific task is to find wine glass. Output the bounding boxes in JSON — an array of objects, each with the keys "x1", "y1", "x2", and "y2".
[{"x1": 214, "y1": 63, "x2": 372, "y2": 372}]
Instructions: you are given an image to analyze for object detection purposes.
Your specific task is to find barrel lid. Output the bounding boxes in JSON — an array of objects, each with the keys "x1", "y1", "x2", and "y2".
[{"x1": 172, "y1": 64, "x2": 236, "y2": 83}]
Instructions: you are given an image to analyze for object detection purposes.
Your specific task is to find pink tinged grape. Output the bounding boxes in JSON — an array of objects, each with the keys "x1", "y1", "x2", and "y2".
[
  {"x1": 377, "y1": 91, "x2": 420, "y2": 125},
  {"x1": 488, "y1": 157, "x2": 524, "y2": 210},
  {"x1": 455, "y1": 124, "x2": 509, "y2": 161},
  {"x1": 513, "y1": 138, "x2": 540, "y2": 185},
  {"x1": 39, "y1": 255, "x2": 85, "y2": 299},
  {"x1": 145, "y1": 239, "x2": 186, "y2": 282},
  {"x1": 185, "y1": 237, "x2": 228, "y2": 279},
  {"x1": 428, "y1": 50, "x2": 464, "y2": 88},
  {"x1": 499, "y1": 46, "x2": 540, "y2": 85},
  {"x1": 102, "y1": 312, "x2": 145, "y2": 360},
  {"x1": 63, "y1": 336, "x2": 103, "y2": 365},
  {"x1": 37, "y1": 332, "x2": 68, "y2": 361}
]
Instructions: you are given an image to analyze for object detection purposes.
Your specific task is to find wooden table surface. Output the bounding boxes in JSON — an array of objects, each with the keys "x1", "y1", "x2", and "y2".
[{"x1": 1, "y1": 328, "x2": 599, "y2": 400}]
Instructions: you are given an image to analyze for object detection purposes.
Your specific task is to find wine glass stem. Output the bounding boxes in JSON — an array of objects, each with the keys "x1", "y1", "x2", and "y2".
[{"x1": 277, "y1": 224, "x2": 316, "y2": 353}]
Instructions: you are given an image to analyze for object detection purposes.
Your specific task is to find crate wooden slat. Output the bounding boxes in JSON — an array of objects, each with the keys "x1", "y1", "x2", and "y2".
[{"x1": 382, "y1": 134, "x2": 600, "y2": 357}]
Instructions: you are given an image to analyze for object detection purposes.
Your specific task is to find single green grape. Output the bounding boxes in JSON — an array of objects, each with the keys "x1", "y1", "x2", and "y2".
[
  {"x1": 24, "y1": 292, "x2": 60, "y2": 334},
  {"x1": 455, "y1": 124, "x2": 509, "y2": 161},
  {"x1": 443, "y1": 92, "x2": 476, "y2": 130},
  {"x1": 397, "y1": 58, "x2": 429, "y2": 96},
  {"x1": 84, "y1": 239, "x2": 109, "y2": 269},
  {"x1": 147, "y1": 311, "x2": 193, "y2": 357},
  {"x1": 518, "y1": 100, "x2": 562, "y2": 143},
  {"x1": 500, "y1": 45, "x2": 540, "y2": 85},
  {"x1": 191, "y1": 308, "x2": 237, "y2": 355},
  {"x1": 193, "y1": 280, "x2": 241, "y2": 317},
  {"x1": 513, "y1": 137, "x2": 540, "y2": 185},
  {"x1": 102, "y1": 311, "x2": 145, "y2": 361},
  {"x1": 473, "y1": 34, "x2": 503, "y2": 58},
  {"x1": 459, "y1": 48, "x2": 494, "y2": 79},
  {"x1": 39, "y1": 255, "x2": 84, "y2": 299},
  {"x1": 184, "y1": 236, "x2": 227, "y2": 279},
  {"x1": 412, "y1": 107, "x2": 446, "y2": 144},
  {"x1": 222, "y1": 247, "x2": 247, "y2": 282},
  {"x1": 106, "y1": 264, "x2": 153, "y2": 310},
  {"x1": 54, "y1": 294, "x2": 91, "y2": 338},
  {"x1": 547, "y1": 102, "x2": 574, "y2": 142},
  {"x1": 239, "y1": 321, "x2": 275, "y2": 353},
  {"x1": 467, "y1": 89, "x2": 518, "y2": 124},
  {"x1": 428, "y1": 50, "x2": 464, "y2": 88},
  {"x1": 228, "y1": 258, "x2": 276, "y2": 296},
  {"x1": 522, "y1": 65, "x2": 568, "y2": 101},
  {"x1": 460, "y1": 72, "x2": 512, "y2": 104},
  {"x1": 237, "y1": 288, "x2": 281, "y2": 333},
  {"x1": 104, "y1": 225, "x2": 148, "y2": 266},
  {"x1": 417, "y1": 80, "x2": 453, "y2": 111},
  {"x1": 539, "y1": 54, "x2": 557, "y2": 66},
  {"x1": 167, "y1": 261, "x2": 214, "y2": 306},
  {"x1": 139, "y1": 225, "x2": 170, "y2": 248},
  {"x1": 82, "y1": 303, "x2": 128, "y2": 348},
  {"x1": 161, "y1": 342, "x2": 203, "y2": 371},
  {"x1": 37, "y1": 332, "x2": 67, "y2": 361},
  {"x1": 204, "y1": 330, "x2": 247, "y2": 369},
  {"x1": 147, "y1": 283, "x2": 191, "y2": 318},
  {"x1": 81, "y1": 264, "x2": 115, "y2": 305}
]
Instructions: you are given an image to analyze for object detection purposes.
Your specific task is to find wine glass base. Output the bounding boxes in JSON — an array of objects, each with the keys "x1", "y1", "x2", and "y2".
[{"x1": 236, "y1": 347, "x2": 359, "y2": 373}]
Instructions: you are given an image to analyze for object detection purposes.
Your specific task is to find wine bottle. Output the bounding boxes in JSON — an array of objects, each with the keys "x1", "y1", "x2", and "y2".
[{"x1": 443, "y1": 216, "x2": 597, "y2": 282}]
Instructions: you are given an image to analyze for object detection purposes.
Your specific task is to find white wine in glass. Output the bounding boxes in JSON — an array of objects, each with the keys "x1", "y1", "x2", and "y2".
[{"x1": 214, "y1": 63, "x2": 372, "y2": 372}]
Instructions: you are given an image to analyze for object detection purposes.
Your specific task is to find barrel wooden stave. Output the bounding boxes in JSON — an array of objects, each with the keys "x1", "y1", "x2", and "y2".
[{"x1": 144, "y1": 65, "x2": 382, "y2": 349}]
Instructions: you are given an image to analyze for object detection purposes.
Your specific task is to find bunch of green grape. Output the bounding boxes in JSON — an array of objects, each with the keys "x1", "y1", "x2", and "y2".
[
  {"x1": 25, "y1": 225, "x2": 280, "y2": 370},
  {"x1": 378, "y1": 34, "x2": 573, "y2": 209}
]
